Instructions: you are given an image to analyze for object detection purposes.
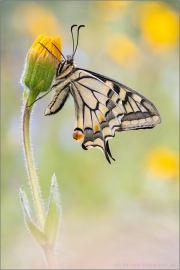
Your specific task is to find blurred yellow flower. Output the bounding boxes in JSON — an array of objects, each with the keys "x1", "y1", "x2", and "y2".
[
  {"x1": 140, "y1": 2, "x2": 179, "y2": 53},
  {"x1": 91, "y1": 1, "x2": 130, "y2": 21},
  {"x1": 108, "y1": 34, "x2": 139, "y2": 66},
  {"x1": 146, "y1": 147, "x2": 179, "y2": 180},
  {"x1": 13, "y1": 3, "x2": 61, "y2": 38}
]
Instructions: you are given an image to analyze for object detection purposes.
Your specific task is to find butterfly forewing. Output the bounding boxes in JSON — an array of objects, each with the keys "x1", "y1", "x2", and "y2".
[{"x1": 80, "y1": 69, "x2": 161, "y2": 132}]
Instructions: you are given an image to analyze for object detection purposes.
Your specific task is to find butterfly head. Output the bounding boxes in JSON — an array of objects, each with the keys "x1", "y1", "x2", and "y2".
[
  {"x1": 56, "y1": 55, "x2": 76, "y2": 78},
  {"x1": 56, "y1": 25, "x2": 85, "y2": 77},
  {"x1": 66, "y1": 55, "x2": 74, "y2": 64}
]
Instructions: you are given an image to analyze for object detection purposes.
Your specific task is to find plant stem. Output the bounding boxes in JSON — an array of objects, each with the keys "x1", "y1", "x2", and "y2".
[
  {"x1": 43, "y1": 245, "x2": 57, "y2": 269},
  {"x1": 22, "y1": 95, "x2": 58, "y2": 269},
  {"x1": 22, "y1": 98, "x2": 45, "y2": 231}
]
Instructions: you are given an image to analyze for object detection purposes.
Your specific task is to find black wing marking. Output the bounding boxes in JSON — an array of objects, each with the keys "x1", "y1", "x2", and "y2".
[{"x1": 78, "y1": 68, "x2": 161, "y2": 131}]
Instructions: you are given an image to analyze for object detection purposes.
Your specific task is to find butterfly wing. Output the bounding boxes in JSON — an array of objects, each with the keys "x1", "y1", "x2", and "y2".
[
  {"x1": 69, "y1": 68, "x2": 161, "y2": 163},
  {"x1": 44, "y1": 86, "x2": 70, "y2": 115},
  {"x1": 69, "y1": 69, "x2": 126, "y2": 163},
  {"x1": 80, "y1": 68, "x2": 161, "y2": 131}
]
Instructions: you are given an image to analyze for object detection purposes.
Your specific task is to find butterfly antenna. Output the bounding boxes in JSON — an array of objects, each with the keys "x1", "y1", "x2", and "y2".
[
  {"x1": 72, "y1": 24, "x2": 85, "y2": 58},
  {"x1": 71, "y1": 24, "x2": 78, "y2": 54},
  {"x1": 38, "y1": 42, "x2": 61, "y2": 62},
  {"x1": 51, "y1": 42, "x2": 66, "y2": 61}
]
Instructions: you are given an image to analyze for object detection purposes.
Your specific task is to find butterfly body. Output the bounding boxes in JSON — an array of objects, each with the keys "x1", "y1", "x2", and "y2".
[{"x1": 44, "y1": 55, "x2": 161, "y2": 163}]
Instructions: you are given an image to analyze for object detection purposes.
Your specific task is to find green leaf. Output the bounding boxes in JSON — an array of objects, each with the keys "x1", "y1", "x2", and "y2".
[
  {"x1": 19, "y1": 186, "x2": 45, "y2": 247},
  {"x1": 44, "y1": 174, "x2": 61, "y2": 247}
]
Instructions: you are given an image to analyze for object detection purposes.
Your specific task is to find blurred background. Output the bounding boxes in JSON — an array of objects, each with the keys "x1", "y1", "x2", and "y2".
[{"x1": 1, "y1": 1, "x2": 179, "y2": 269}]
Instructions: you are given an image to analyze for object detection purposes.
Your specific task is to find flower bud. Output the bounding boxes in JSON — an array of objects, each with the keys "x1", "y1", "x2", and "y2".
[{"x1": 21, "y1": 34, "x2": 61, "y2": 107}]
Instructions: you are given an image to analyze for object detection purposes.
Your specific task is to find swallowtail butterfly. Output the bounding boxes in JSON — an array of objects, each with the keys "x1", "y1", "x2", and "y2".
[{"x1": 41, "y1": 25, "x2": 161, "y2": 163}]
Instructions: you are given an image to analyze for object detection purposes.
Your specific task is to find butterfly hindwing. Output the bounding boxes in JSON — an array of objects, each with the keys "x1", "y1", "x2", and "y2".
[{"x1": 69, "y1": 69, "x2": 125, "y2": 162}]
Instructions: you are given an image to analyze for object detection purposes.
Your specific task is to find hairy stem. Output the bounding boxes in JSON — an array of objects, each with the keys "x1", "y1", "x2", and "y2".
[
  {"x1": 22, "y1": 98, "x2": 45, "y2": 231},
  {"x1": 22, "y1": 95, "x2": 58, "y2": 269}
]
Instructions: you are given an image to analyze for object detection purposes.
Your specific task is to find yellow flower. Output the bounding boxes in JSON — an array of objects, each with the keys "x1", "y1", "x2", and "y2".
[
  {"x1": 27, "y1": 34, "x2": 61, "y2": 63},
  {"x1": 146, "y1": 147, "x2": 179, "y2": 180},
  {"x1": 91, "y1": 1, "x2": 130, "y2": 21},
  {"x1": 108, "y1": 34, "x2": 139, "y2": 66},
  {"x1": 21, "y1": 34, "x2": 62, "y2": 108},
  {"x1": 13, "y1": 3, "x2": 61, "y2": 38},
  {"x1": 140, "y1": 2, "x2": 179, "y2": 53}
]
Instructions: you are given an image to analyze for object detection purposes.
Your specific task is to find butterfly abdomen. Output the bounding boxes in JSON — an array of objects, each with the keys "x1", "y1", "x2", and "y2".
[{"x1": 44, "y1": 61, "x2": 77, "y2": 116}]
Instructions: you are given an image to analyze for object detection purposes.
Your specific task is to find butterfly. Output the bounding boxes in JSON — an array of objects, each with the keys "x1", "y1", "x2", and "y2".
[{"x1": 42, "y1": 25, "x2": 161, "y2": 163}]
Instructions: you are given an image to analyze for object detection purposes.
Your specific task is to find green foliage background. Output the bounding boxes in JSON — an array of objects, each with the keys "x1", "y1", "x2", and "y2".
[{"x1": 1, "y1": 1, "x2": 179, "y2": 269}]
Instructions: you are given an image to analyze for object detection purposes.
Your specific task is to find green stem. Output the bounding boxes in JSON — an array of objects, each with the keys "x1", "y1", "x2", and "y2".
[
  {"x1": 22, "y1": 93, "x2": 58, "y2": 269},
  {"x1": 22, "y1": 97, "x2": 45, "y2": 231}
]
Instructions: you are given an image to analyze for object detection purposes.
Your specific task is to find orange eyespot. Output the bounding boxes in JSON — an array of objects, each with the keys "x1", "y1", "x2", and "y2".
[{"x1": 73, "y1": 129, "x2": 84, "y2": 141}]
